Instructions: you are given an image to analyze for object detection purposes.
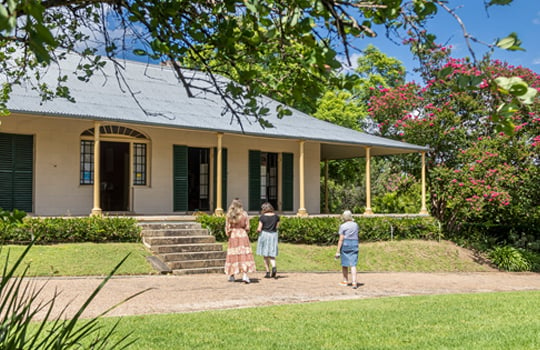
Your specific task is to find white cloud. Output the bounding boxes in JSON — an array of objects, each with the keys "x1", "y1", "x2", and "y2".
[
  {"x1": 533, "y1": 11, "x2": 540, "y2": 25},
  {"x1": 533, "y1": 58, "x2": 540, "y2": 65},
  {"x1": 337, "y1": 52, "x2": 363, "y2": 72}
]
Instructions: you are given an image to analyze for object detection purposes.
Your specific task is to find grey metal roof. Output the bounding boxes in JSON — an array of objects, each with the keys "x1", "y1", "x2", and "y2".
[{"x1": 6, "y1": 53, "x2": 428, "y2": 159}]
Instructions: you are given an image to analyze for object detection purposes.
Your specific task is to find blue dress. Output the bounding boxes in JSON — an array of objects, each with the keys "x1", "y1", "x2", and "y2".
[
  {"x1": 338, "y1": 220, "x2": 359, "y2": 267},
  {"x1": 256, "y1": 214, "x2": 280, "y2": 257}
]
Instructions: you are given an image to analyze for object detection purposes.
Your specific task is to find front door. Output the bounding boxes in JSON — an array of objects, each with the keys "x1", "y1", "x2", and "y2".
[
  {"x1": 188, "y1": 148, "x2": 210, "y2": 211},
  {"x1": 100, "y1": 141, "x2": 130, "y2": 211}
]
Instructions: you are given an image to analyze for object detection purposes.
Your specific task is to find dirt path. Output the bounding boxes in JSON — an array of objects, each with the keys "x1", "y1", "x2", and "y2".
[{"x1": 26, "y1": 271, "x2": 540, "y2": 320}]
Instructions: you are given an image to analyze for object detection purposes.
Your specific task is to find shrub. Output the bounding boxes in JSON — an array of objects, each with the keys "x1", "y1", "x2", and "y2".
[
  {"x1": 0, "y1": 216, "x2": 141, "y2": 244},
  {"x1": 0, "y1": 242, "x2": 144, "y2": 349},
  {"x1": 488, "y1": 246, "x2": 532, "y2": 272},
  {"x1": 196, "y1": 214, "x2": 440, "y2": 245}
]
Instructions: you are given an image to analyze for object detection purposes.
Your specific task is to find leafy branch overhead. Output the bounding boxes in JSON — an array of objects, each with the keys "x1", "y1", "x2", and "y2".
[{"x1": 0, "y1": 0, "x2": 531, "y2": 129}]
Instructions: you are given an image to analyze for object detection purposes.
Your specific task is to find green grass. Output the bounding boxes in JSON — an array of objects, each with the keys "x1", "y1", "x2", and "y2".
[
  {"x1": 0, "y1": 243, "x2": 154, "y2": 276},
  {"x1": 93, "y1": 291, "x2": 540, "y2": 349},
  {"x1": 1, "y1": 239, "x2": 493, "y2": 276}
]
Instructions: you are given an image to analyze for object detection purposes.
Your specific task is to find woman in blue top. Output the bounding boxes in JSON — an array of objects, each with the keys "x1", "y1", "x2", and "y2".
[
  {"x1": 335, "y1": 210, "x2": 359, "y2": 289},
  {"x1": 256, "y1": 202, "x2": 280, "y2": 279}
]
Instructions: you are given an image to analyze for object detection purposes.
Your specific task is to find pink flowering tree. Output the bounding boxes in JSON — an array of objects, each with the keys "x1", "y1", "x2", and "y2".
[{"x1": 368, "y1": 46, "x2": 540, "y2": 249}]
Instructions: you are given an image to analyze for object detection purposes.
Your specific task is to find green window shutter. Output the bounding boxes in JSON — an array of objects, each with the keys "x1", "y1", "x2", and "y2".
[
  {"x1": 281, "y1": 152, "x2": 294, "y2": 211},
  {"x1": 213, "y1": 147, "x2": 228, "y2": 210},
  {"x1": 248, "y1": 150, "x2": 261, "y2": 211},
  {"x1": 173, "y1": 145, "x2": 188, "y2": 211},
  {"x1": 0, "y1": 133, "x2": 33, "y2": 212}
]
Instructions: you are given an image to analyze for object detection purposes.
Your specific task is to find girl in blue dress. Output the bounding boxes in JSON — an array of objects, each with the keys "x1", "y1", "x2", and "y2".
[{"x1": 256, "y1": 202, "x2": 280, "y2": 279}]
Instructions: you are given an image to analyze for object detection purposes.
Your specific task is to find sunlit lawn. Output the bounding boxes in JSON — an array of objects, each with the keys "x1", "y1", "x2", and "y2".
[{"x1": 94, "y1": 291, "x2": 540, "y2": 349}]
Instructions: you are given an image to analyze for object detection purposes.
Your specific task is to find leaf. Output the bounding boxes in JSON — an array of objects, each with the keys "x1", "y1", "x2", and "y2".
[
  {"x1": 518, "y1": 87, "x2": 538, "y2": 105},
  {"x1": 488, "y1": 0, "x2": 513, "y2": 6},
  {"x1": 495, "y1": 33, "x2": 524, "y2": 51},
  {"x1": 437, "y1": 66, "x2": 453, "y2": 79},
  {"x1": 132, "y1": 49, "x2": 147, "y2": 56},
  {"x1": 508, "y1": 82, "x2": 528, "y2": 96}
]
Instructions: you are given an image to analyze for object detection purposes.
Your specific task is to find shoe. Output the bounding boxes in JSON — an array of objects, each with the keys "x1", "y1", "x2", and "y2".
[
  {"x1": 352, "y1": 283, "x2": 358, "y2": 289},
  {"x1": 264, "y1": 272, "x2": 271, "y2": 278},
  {"x1": 271, "y1": 267, "x2": 277, "y2": 278},
  {"x1": 242, "y1": 277, "x2": 251, "y2": 284},
  {"x1": 228, "y1": 275, "x2": 235, "y2": 282},
  {"x1": 339, "y1": 281, "x2": 348, "y2": 286}
]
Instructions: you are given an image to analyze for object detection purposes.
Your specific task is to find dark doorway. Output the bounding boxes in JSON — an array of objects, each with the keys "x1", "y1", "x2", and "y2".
[
  {"x1": 100, "y1": 141, "x2": 130, "y2": 211},
  {"x1": 261, "y1": 152, "x2": 278, "y2": 210},
  {"x1": 188, "y1": 148, "x2": 210, "y2": 211}
]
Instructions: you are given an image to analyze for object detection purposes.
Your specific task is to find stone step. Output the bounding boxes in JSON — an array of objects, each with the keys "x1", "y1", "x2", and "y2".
[
  {"x1": 171, "y1": 266, "x2": 224, "y2": 275},
  {"x1": 139, "y1": 222, "x2": 201, "y2": 230},
  {"x1": 167, "y1": 259, "x2": 226, "y2": 270},
  {"x1": 138, "y1": 220, "x2": 225, "y2": 275},
  {"x1": 151, "y1": 243, "x2": 224, "y2": 254},
  {"x1": 145, "y1": 235, "x2": 216, "y2": 246},
  {"x1": 161, "y1": 251, "x2": 227, "y2": 262},
  {"x1": 142, "y1": 228, "x2": 209, "y2": 237}
]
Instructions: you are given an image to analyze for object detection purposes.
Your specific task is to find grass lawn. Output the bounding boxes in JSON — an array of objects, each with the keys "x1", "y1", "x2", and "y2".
[
  {"x1": 5, "y1": 240, "x2": 535, "y2": 349},
  {"x1": 0, "y1": 243, "x2": 154, "y2": 276},
  {"x1": 1, "y1": 239, "x2": 494, "y2": 277},
  {"x1": 94, "y1": 291, "x2": 540, "y2": 349}
]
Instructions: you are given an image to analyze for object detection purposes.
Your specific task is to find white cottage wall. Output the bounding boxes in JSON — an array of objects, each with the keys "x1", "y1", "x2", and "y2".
[{"x1": 1, "y1": 114, "x2": 321, "y2": 216}]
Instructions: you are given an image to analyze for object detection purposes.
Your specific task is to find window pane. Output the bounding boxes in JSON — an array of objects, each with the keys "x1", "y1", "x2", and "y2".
[
  {"x1": 80, "y1": 140, "x2": 94, "y2": 185},
  {"x1": 133, "y1": 143, "x2": 147, "y2": 185}
]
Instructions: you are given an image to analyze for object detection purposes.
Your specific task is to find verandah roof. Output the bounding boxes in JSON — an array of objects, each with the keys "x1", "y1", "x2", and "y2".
[{"x1": 6, "y1": 54, "x2": 428, "y2": 158}]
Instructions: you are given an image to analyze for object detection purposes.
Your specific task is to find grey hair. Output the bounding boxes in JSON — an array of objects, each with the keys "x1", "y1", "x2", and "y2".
[{"x1": 342, "y1": 210, "x2": 353, "y2": 221}]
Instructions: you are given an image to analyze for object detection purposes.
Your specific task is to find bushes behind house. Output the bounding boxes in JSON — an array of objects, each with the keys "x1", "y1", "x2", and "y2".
[
  {"x1": 196, "y1": 214, "x2": 440, "y2": 245},
  {"x1": 0, "y1": 213, "x2": 141, "y2": 244}
]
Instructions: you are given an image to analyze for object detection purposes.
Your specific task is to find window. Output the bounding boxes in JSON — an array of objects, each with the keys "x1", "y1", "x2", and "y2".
[
  {"x1": 80, "y1": 140, "x2": 94, "y2": 185},
  {"x1": 133, "y1": 143, "x2": 147, "y2": 185}
]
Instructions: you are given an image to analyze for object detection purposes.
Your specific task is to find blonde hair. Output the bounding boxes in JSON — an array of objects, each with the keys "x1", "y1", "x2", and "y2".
[
  {"x1": 226, "y1": 198, "x2": 245, "y2": 224},
  {"x1": 261, "y1": 202, "x2": 274, "y2": 214},
  {"x1": 342, "y1": 210, "x2": 353, "y2": 221}
]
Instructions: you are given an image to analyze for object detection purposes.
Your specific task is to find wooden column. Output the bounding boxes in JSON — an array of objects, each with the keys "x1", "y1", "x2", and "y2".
[
  {"x1": 363, "y1": 146, "x2": 374, "y2": 215},
  {"x1": 296, "y1": 140, "x2": 308, "y2": 216},
  {"x1": 419, "y1": 151, "x2": 429, "y2": 215},
  {"x1": 214, "y1": 133, "x2": 224, "y2": 216},
  {"x1": 91, "y1": 121, "x2": 102, "y2": 216},
  {"x1": 324, "y1": 159, "x2": 329, "y2": 214}
]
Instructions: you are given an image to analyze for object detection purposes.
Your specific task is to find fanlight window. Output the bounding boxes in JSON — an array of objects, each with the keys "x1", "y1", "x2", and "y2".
[{"x1": 81, "y1": 125, "x2": 148, "y2": 139}]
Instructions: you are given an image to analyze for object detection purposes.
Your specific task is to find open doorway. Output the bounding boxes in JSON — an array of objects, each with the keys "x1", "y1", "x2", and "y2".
[
  {"x1": 188, "y1": 147, "x2": 210, "y2": 211},
  {"x1": 100, "y1": 141, "x2": 130, "y2": 211}
]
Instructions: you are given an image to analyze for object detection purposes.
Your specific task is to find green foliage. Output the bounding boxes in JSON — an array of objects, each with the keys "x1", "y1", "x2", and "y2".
[
  {"x1": 369, "y1": 47, "x2": 540, "y2": 254},
  {"x1": 0, "y1": 1, "x2": 523, "y2": 124},
  {"x1": 197, "y1": 214, "x2": 439, "y2": 245},
  {"x1": 488, "y1": 246, "x2": 531, "y2": 271},
  {"x1": 0, "y1": 207, "x2": 27, "y2": 224},
  {"x1": 0, "y1": 216, "x2": 141, "y2": 244},
  {"x1": 0, "y1": 242, "x2": 140, "y2": 349}
]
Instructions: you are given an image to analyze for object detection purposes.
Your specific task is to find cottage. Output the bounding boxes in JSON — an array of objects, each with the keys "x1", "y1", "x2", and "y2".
[{"x1": 1, "y1": 54, "x2": 428, "y2": 217}]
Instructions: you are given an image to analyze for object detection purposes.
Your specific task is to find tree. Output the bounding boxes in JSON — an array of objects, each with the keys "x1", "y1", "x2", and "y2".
[
  {"x1": 0, "y1": 0, "x2": 525, "y2": 127},
  {"x1": 314, "y1": 45, "x2": 413, "y2": 213},
  {"x1": 368, "y1": 46, "x2": 540, "y2": 249}
]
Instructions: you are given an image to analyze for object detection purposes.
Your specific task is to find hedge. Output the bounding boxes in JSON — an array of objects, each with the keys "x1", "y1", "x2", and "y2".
[
  {"x1": 196, "y1": 214, "x2": 440, "y2": 245},
  {"x1": 0, "y1": 216, "x2": 141, "y2": 244}
]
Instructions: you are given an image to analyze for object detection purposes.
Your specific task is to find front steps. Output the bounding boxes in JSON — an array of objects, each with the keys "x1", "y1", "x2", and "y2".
[{"x1": 140, "y1": 221, "x2": 226, "y2": 275}]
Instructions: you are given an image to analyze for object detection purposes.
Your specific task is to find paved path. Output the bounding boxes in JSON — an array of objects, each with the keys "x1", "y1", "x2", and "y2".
[{"x1": 26, "y1": 271, "x2": 540, "y2": 320}]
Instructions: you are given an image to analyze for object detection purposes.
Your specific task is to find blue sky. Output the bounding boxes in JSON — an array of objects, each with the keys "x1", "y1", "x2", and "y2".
[{"x1": 344, "y1": 0, "x2": 540, "y2": 82}]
